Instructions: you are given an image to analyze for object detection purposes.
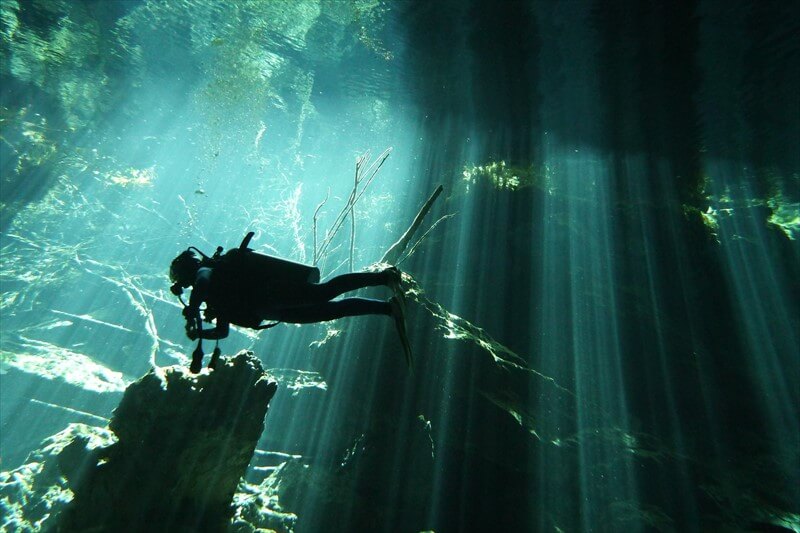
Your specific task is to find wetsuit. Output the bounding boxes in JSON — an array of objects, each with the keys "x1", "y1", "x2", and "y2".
[{"x1": 187, "y1": 266, "x2": 393, "y2": 339}]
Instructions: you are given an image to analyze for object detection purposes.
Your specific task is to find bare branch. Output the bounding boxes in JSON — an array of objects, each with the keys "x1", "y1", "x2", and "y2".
[
  {"x1": 312, "y1": 188, "x2": 330, "y2": 265},
  {"x1": 397, "y1": 213, "x2": 455, "y2": 266},
  {"x1": 316, "y1": 148, "x2": 392, "y2": 267},
  {"x1": 381, "y1": 184, "x2": 444, "y2": 264}
]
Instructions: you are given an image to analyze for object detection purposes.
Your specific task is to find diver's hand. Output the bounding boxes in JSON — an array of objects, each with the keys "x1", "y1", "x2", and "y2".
[
  {"x1": 182, "y1": 306, "x2": 198, "y2": 319},
  {"x1": 185, "y1": 322, "x2": 198, "y2": 340}
]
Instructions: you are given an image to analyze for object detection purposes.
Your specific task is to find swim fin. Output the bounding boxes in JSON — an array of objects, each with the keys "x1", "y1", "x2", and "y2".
[{"x1": 390, "y1": 296, "x2": 413, "y2": 368}]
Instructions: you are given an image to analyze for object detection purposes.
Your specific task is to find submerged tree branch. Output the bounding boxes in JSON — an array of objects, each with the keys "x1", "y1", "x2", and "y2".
[
  {"x1": 312, "y1": 188, "x2": 329, "y2": 265},
  {"x1": 381, "y1": 184, "x2": 444, "y2": 265},
  {"x1": 397, "y1": 213, "x2": 455, "y2": 266},
  {"x1": 314, "y1": 147, "x2": 392, "y2": 267}
]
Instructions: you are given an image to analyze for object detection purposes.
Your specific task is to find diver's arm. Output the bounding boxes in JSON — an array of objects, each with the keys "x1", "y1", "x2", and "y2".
[
  {"x1": 187, "y1": 267, "x2": 212, "y2": 311},
  {"x1": 184, "y1": 267, "x2": 212, "y2": 339},
  {"x1": 185, "y1": 317, "x2": 229, "y2": 340},
  {"x1": 197, "y1": 320, "x2": 229, "y2": 340}
]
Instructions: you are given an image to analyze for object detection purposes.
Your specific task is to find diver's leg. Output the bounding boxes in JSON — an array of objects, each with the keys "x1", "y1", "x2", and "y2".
[
  {"x1": 288, "y1": 270, "x2": 392, "y2": 307},
  {"x1": 272, "y1": 297, "x2": 391, "y2": 323},
  {"x1": 320, "y1": 271, "x2": 392, "y2": 298}
]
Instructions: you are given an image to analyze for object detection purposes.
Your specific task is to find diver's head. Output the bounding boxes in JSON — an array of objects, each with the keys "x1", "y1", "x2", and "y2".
[{"x1": 169, "y1": 249, "x2": 201, "y2": 295}]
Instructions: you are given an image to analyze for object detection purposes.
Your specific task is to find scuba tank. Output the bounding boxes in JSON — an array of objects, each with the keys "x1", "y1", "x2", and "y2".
[
  {"x1": 229, "y1": 231, "x2": 320, "y2": 284},
  {"x1": 171, "y1": 231, "x2": 320, "y2": 299},
  {"x1": 201, "y1": 232, "x2": 320, "y2": 324}
]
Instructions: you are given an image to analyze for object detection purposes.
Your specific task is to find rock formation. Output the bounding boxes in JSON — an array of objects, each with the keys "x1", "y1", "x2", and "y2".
[{"x1": 0, "y1": 351, "x2": 278, "y2": 532}]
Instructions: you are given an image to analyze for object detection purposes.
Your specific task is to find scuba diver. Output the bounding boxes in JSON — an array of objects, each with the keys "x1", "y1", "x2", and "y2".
[{"x1": 169, "y1": 232, "x2": 411, "y2": 373}]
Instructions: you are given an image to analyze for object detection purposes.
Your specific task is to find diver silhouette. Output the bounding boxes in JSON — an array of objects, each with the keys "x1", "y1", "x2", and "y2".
[{"x1": 169, "y1": 232, "x2": 411, "y2": 373}]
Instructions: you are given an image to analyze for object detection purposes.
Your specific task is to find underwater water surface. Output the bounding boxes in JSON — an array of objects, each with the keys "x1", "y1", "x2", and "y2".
[{"x1": 0, "y1": 0, "x2": 798, "y2": 531}]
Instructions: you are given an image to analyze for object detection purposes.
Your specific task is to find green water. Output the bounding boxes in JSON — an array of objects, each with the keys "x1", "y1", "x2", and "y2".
[{"x1": 1, "y1": 0, "x2": 798, "y2": 531}]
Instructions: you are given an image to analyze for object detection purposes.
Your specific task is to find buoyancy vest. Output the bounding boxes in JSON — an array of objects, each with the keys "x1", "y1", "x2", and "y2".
[{"x1": 203, "y1": 232, "x2": 320, "y2": 327}]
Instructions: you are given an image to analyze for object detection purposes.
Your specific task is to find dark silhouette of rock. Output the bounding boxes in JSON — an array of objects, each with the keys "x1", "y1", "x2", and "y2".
[
  {"x1": 53, "y1": 350, "x2": 278, "y2": 532},
  {"x1": 0, "y1": 423, "x2": 116, "y2": 532}
]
